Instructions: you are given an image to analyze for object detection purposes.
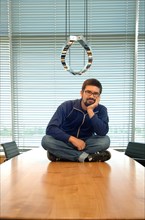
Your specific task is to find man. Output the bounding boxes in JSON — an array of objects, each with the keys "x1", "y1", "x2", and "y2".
[{"x1": 41, "y1": 78, "x2": 111, "y2": 162}]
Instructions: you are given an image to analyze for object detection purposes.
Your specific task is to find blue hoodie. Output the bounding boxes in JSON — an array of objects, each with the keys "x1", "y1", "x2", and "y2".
[{"x1": 46, "y1": 99, "x2": 109, "y2": 142}]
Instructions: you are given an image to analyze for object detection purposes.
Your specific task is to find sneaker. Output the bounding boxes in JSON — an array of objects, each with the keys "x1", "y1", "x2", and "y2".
[
  {"x1": 47, "y1": 151, "x2": 70, "y2": 162},
  {"x1": 47, "y1": 151, "x2": 60, "y2": 161},
  {"x1": 87, "y1": 150, "x2": 111, "y2": 162}
]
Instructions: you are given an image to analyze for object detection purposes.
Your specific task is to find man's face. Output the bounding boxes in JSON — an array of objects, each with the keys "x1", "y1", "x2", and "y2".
[{"x1": 80, "y1": 85, "x2": 100, "y2": 107}]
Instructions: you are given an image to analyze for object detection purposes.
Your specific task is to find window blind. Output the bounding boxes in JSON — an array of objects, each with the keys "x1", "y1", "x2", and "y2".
[
  {"x1": 0, "y1": 0, "x2": 12, "y2": 143},
  {"x1": 136, "y1": 0, "x2": 145, "y2": 142},
  {"x1": 0, "y1": 0, "x2": 145, "y2": 148}
]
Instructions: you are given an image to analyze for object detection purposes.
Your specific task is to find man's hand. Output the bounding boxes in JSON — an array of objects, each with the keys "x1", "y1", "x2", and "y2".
[
  {"x1": 68, "y1": 136, "x2": 86, "y2": 151},
  {"x1": 87, "y1": 97, "x2": 100, "y2": 118},
  {"x1": 87, "y1": 97, "x2": 100, "y2": 111}
]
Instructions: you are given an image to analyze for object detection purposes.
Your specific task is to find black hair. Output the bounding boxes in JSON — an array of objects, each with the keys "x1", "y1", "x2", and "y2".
[{"x1": 82, "y1": 78, "x2": 102, "y2": 94}]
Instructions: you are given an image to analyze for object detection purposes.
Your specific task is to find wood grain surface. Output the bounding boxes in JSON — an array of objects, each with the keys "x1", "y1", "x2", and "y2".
[{"x1": 0, "y1": 148, "x2": 144, "y2": 219}]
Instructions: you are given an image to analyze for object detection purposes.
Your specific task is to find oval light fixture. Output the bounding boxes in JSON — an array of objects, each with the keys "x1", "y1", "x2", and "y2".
[{"x1": 61, "y1": 35, "x2": 93, "y2": 75}]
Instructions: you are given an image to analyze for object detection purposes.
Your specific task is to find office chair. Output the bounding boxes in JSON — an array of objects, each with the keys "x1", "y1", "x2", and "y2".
[
  {"x1": 1, "y1": 141, "x2": 20, "y2": 161},
  {"x1": 125, "y1": 142, "x2": 145, "y2": 166}
]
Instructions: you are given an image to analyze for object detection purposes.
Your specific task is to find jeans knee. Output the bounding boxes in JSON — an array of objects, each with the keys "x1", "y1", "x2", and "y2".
[
  {"x1": 41, "y1": 135, "x2": 48, "y2": 150},
  {"x1": 103, "y1": 135, "x2": 110, "y2": 149}
]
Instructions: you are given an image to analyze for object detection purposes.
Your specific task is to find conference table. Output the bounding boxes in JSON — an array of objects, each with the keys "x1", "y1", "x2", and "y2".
[{"x1": 0, "y1": 147, "x2": 144, "y2": 220}]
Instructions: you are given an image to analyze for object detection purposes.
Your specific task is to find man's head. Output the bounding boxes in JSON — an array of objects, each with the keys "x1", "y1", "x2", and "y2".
[
  {"x1": 81, "y1": 78, "x2": 102, "y2": 93},
  {"x1": 81, "y1": 78, "x2": 102, "y2": 107}
]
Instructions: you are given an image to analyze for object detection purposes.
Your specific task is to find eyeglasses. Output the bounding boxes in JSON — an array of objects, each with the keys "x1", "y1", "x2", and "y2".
[{"x1": 84, "y1": 90, "x2": 100, "y2": 98}]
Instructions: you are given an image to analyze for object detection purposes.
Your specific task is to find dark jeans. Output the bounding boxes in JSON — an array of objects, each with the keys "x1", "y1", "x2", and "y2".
[{"x1": 41, "y1": 135, "x2": 110, "y2": 162}]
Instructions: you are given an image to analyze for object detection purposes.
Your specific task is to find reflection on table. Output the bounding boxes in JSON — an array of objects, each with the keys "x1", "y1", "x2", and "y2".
[{"x1": 0, "y1": 148, "x2": 144, "y2": 219}]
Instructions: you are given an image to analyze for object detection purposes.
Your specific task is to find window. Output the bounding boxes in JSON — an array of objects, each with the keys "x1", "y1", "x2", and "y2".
[{"x1": 0, "y1": 0, "x2": 145, "y2": 148}]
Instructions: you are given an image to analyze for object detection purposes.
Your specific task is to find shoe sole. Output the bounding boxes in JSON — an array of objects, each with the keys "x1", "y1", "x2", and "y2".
[{"x1": 90, "y1": 150, "x2": 111, "y2": 162}]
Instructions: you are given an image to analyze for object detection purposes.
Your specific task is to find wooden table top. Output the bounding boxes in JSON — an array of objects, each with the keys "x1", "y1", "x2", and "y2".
[{"x1": 0, "y1": 148, "x2": 144, "y2": 220}]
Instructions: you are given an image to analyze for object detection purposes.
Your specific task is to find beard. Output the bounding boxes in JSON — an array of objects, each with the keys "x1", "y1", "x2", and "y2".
[{"x1": 83, "y1": 98, "x2": 95, "y2": 107}]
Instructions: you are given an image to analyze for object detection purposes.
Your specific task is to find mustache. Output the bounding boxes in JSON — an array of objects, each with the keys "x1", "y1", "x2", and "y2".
[{"x1": 87, "y1": 98, "x2": 95, "y2": 101}]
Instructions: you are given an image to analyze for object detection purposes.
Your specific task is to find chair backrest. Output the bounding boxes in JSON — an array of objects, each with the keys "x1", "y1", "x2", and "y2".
[
  {"x1": 125, "y1": 142, "x2": 145, "y2": 166},
  {"x1": 1, "y1": 141, "x2": 20, "y2": 161}
]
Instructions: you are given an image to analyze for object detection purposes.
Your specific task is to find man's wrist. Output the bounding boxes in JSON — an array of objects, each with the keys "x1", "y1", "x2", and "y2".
[
  {"x1": 68, "y1": 135, "x2": 75, "y2": 143},
  {"x1": 87, "y1": 109, "x2": 94, "y2": 118}
]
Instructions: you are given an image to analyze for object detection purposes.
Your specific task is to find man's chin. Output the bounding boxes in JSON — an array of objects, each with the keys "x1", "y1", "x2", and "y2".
[
  {"x1": 84, "y1": 102, "x2": 94, "y2": 107},
  {"x1": 85, "y1": 103, "x2": 91, "y2": 107}
]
